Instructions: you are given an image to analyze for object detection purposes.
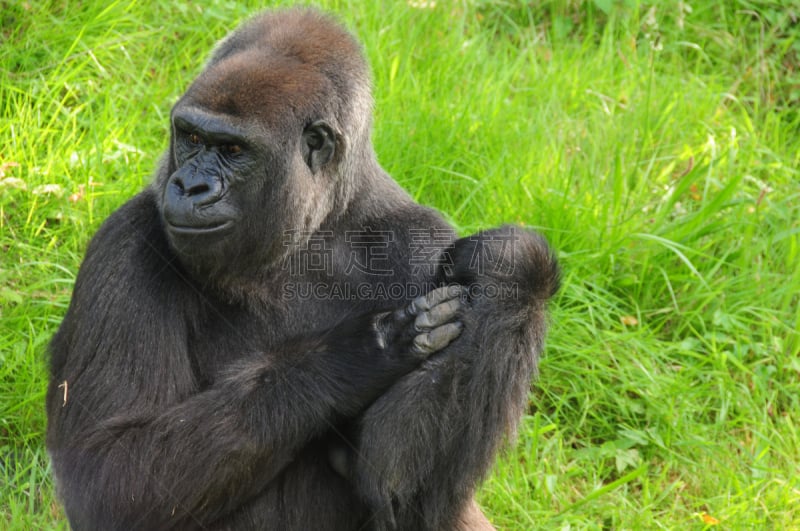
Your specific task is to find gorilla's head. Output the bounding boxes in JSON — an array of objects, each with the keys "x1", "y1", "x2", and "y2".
[{"x1": 155, "y1": 9, "x2": 374, "y2": 281}]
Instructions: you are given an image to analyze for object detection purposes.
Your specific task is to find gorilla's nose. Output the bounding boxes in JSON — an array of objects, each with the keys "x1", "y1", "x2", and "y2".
[{"x1": 168, "y1": 170, "x2": 222, "y2": 207}]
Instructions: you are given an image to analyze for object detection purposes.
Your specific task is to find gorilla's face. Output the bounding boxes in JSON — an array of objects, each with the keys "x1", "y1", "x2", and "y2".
[
  {"x1": 162, "y1": 106, "x2": 254, "y2": 239},
  {"x1": 158, "y1": 62, "x2": 338, "y2": 281}
]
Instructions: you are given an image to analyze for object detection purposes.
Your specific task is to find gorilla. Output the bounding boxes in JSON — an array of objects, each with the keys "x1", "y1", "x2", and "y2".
[{"x1": 46, "y1": 8, "x2": 559, "y2": 531}]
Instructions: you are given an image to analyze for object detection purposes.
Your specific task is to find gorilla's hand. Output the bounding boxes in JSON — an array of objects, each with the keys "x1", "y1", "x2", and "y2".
[{"x1": 375, "y1": 284, "x2": 464, "y2": 362}]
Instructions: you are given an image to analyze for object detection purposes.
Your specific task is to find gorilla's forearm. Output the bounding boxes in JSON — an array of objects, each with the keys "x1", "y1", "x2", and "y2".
[
  {"x1": 350, "y1": 310, "x2": 540, "y2": 530},
  {"x1": 52, "y1": 346, "x2": 384, "y2": 530},
  {"x1": 349, "y1": 227, "x2": 559, "y2": 529}
]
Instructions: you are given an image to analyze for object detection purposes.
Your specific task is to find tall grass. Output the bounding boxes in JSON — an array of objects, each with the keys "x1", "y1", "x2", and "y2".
[{"x1": 2, "y1": 1, "x2": 798, "y2": 528}]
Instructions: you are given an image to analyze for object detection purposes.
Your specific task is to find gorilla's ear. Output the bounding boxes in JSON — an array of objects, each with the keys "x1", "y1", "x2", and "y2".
[{"x1": 302, "y1": 120, "x2": 336, "y2": 174}]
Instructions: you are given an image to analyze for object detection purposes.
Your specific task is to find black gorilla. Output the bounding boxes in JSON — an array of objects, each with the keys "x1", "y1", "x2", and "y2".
[{"x1": 46, "y1": 8, "x2": 559, "y2": 531}]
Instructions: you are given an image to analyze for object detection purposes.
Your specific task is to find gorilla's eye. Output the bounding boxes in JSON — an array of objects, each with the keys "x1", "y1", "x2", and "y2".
[
  {"x1": 189, "y1": 133, "x2": 202, "y2": 145},
  {"x1": 226, "y1": 144, "x2": 242, "y2": 154}
]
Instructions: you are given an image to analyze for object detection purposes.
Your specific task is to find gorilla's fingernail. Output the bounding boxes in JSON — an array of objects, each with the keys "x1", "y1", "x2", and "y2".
[
  {"x1": 447, "y1": 284, "x2": 462, "y2": 297},
  {"x1": 415, "y1": 313, "x2": 433, "y2": 329}
]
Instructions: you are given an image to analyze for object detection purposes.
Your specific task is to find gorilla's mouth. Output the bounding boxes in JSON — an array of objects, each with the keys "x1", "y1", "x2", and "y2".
[{"x1": 166, "y1": 220, "x2": 234, "y2": 235}]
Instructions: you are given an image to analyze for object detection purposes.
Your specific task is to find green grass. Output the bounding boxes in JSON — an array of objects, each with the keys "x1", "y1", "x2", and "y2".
[{"x1": 2, "y1": 0, "x2": 799, "y2": 528}]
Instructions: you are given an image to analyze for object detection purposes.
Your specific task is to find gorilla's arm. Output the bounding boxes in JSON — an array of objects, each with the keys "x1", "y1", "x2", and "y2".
[
  {"x1": 347, "y1": 226, "x2": 559, "y2": 530},
  {"x1": 46, "y1": 195, "x2": 463, "y2": 530}
]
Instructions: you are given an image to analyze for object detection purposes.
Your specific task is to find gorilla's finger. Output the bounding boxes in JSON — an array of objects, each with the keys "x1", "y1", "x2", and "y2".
[
  {"x1": 411, "y1": 284, "x2": 463, "y2": 313},
  {"x1": 414, "y1": 297, "x2": 461, "y2": 330},
  {"x1": 392, "y1": 284, "x2": 462, "y2": 325},
  {"x1": 412, "y1": 322, "x2": 463, "y2": 354}
]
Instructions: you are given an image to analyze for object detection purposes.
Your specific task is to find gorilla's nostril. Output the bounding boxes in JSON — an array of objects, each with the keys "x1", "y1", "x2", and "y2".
[{"x1": 186, "y1": 183, "x2": 210, "y2": 197}]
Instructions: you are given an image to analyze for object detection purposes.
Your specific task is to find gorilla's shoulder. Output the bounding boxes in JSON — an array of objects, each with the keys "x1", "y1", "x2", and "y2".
[
  {"x1": 79, "y1": 190, "x2": 175, "y2": 284},
  {"x1": 353, "y1": 199, "x2": 452, "y2": 234},
  {"x1": 87, "y1": 190, "x2": 166, "y2": 254}
]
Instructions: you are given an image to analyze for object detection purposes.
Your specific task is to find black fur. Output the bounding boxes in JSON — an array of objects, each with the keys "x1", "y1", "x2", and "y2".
[{"x1": 46, "y1": 8, "x2": 559, "y2": 531}]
